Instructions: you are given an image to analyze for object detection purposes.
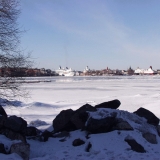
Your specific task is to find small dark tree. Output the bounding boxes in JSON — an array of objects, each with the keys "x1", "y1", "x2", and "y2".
[{"x1": 0, "y1": 0, "x2": 32, "y2": 99}]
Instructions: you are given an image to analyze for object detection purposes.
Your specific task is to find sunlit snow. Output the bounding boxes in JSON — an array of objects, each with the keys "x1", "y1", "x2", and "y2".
[{"x1": 1, "y1": 75, "x2": 160, "y2": 159}]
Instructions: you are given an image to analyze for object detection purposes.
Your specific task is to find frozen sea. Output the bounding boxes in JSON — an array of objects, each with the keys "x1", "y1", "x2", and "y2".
[
  {"x1": 4, "y1": 75, "x2": 160, "y2": 127},
  {"x1": 1, "y1": 75, "x2": 160, "y2": 160}
]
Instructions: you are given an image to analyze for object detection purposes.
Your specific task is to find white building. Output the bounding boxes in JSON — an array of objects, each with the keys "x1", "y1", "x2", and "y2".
[{"x1": 83, "y1": 66, "x2": 90, "y2": 73}]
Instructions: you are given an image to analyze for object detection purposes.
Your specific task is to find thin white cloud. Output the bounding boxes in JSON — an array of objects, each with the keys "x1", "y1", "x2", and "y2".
[{"x1": 29, "y1": 0, "x2": 160, "y2": 69}]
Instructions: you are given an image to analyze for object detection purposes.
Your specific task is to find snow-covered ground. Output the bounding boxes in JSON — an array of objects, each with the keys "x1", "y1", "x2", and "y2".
[{"x1": 1, "y1": 75, "x2": 160, "y2": 159}]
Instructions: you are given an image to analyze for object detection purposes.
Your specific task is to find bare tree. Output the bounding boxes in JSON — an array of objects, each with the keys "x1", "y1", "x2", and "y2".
[{"x1": 0, "y1": 0, "x2": 32, "y2": 100}]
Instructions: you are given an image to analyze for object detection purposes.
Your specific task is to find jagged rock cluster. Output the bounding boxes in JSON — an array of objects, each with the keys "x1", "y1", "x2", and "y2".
[
  {"x1": 52, "y1": 99, "x2": 160, "y2": 153},
  {"x1": 0, "y1": 106, "x2": 37, "y2": 160},
  {"x1": 0, "y1": 99, "x2": 160, "y2": 159},
  {"x1": 53, "y1": 99, "x2": 121, "y2": 133}
]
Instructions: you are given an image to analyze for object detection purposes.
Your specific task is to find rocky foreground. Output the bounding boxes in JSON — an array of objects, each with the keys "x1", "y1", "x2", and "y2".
[{"x1": 0, "y1": 99, "x2": 160, "y2": 160}]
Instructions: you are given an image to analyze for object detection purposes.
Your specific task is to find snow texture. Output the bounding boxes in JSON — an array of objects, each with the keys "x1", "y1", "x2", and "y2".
[{"x1": 0, "y1": 75, "x2": 160, "y2": 159}]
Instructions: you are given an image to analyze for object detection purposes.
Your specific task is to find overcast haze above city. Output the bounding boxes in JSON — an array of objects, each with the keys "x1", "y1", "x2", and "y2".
[{"x1": 19, "y1": 0, "x2": 160, "y2": 71}]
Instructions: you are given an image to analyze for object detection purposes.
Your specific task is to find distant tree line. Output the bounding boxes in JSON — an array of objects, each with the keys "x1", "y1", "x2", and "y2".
[{"x1": 0, "y1": 67, "x2": 57, "y2": 77}]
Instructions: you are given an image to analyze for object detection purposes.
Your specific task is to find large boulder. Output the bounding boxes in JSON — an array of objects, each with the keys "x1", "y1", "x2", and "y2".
[
  {"x1": 25, "y1": 126, "x2": 40, "y2": 137},
  {"x1": 0, "y1": 128, "x2": 26, "y2": 142},
  {"x1": 70, "y1": 104, "x2": 97, "y2": 130},
  {"x1": 86, "y1": 116, "x2": 116, "y2": 134},
  {"x1": 10, "y1": 142, "x2": 30, "y2": 160},
  {"x1": 95, "y1": 99, "x2": 121, "y2": 109},
  {"x1": 4, "y1": 116, "x2": 27, "y2": 134},
  {"x1": 53, "y1": 109, "x2": 76, "y2": 133},
  {"x1": 133, "y1": 107, "x2": 159, "y2": 126},
  {"x1": 0, "y1": 105, "x2": 7, "y2": 117}
]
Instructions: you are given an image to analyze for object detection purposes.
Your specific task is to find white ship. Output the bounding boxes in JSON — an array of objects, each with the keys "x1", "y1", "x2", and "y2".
[
  {"x1": 134, "y1": 66, "x2": 157, "y2": 75},
  {"x1": 55, "y1": 66, "x2": 75, "y2": 76}
]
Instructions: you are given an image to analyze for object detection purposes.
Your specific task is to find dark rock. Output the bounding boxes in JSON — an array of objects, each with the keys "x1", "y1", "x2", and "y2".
[
  {"x1": 0, "y1": 143, "x2": 6, "y2": 154},
  {"x1": 125, "y1": 137, "x2": 146, "y2": 153},
  {"x1": 59, "y1": 138, "x2": 66, "y2": 142},
  {"x1": 157, "y1": 125, "x2": 160, "y2": 136},
  {"x1": 0, "y1": 128, "x2": 26, "y2": 143},
  {"x1": 41, "y1": 130, "x2": 53, "y2": 142},
  {"x1": 72, "y1": 138, "x2": 85, "y2": 146},
  {"x1": 112, "y1": 118, "x2": 133, "y2": 131},
  {"x1": 0, "y1": 105, "x2": 7, "y2": 117},
  {"x1": 0, "y1": 115, "x2": 7, "y2": 129},
  {"x1": 134, "y1": 107, "x2": 159, "y2": 126},
  {"x1": 4, "y1": 115, "x2": 27, "y2": 134},
  {"x1": 10, "y1": 142, "x2": 30, "y2": 160},
  {"x1": 26, "y1": 135, "x2": 43, "y2": 142},
  {"x1": 142, "y1": 132, "x2": 157, "y2": 144},
  {"x1": 70, "y1": 104, "x2": 97, "y2": 130},
  {"x1": 25, "y1": 126, "x2": 40, "y2": 137},
  {"x1": 53, "y1": 131, "x2": 70, "y2": 138},
  {"x1": 85, "y1": 132, "x2": 90, "y2": 139},
  {"x1": 110, "y1": 112, "x2": 117, "y2": 117},
  {"x1": 95, "y1": 99, "x2": 121, "y2": 109},
  {"x1": 86, "y1": 142, "x2": 92, "y2": 152},
  {"x1": 53, "y1": 109, "x2": 76, "y2": 133},
  {"x1": 86, "y1": 116, "x2": 116, "y2": 134}
]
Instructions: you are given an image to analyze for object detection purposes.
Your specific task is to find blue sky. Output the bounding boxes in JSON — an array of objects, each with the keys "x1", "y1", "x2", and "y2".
[{"x1": 19, "y1": 0, "x2": 160, "y2": 70}]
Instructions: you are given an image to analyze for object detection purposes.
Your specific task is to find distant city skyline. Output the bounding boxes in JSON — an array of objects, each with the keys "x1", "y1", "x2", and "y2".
[{"x1": 19, "y1": 0, "x2": 160, "y2": 70}]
